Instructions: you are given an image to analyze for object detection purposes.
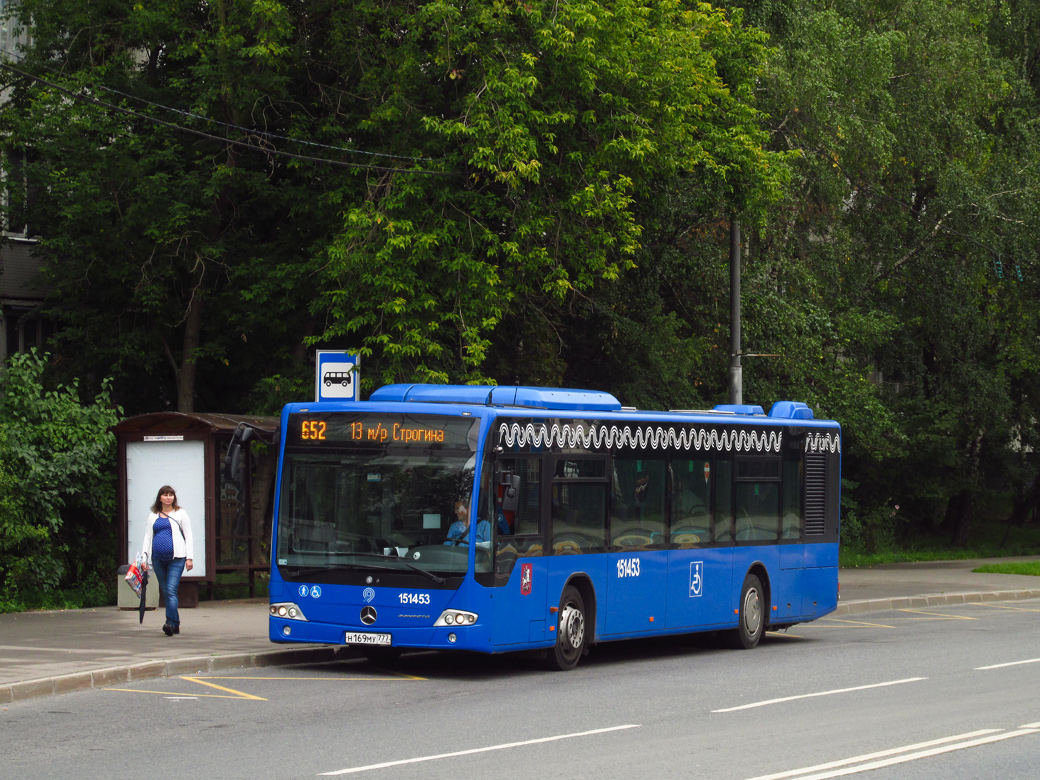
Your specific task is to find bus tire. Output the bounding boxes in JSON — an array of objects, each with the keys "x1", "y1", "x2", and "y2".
[
  {"x1": 726, "y1": 573, "x2": 765, "y2": 650},
  {"x1": 545, "y1": 585, "x2": 587, "y2": 671}
]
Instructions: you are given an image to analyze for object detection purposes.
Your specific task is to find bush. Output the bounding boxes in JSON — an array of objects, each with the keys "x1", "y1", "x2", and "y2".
[{"x1": 0, "y1": 350, "x2": 121, "y2": 610}]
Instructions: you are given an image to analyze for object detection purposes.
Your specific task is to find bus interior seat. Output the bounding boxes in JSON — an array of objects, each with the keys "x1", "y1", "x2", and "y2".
[
  {"x1": 670, "y1": 526, "x2": 706, "y2": 545},
  {"x1": 552, "y1": 538, "x2": 583, "y2": 555},
  {"x1": 552, "y1": 532, "x2": 602, "y2": 555},
  {"x1": 611, "y1": 528, "x2": 655, "y2": 549}
]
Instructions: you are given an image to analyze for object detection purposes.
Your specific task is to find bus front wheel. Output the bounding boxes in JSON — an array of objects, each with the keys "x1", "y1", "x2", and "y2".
[
  {"x1": 546, "y1": 585, "x2": 587, "y2": 671},
  {"x1": 726, "y1": 573, "x2": 765, "y2": 650}
]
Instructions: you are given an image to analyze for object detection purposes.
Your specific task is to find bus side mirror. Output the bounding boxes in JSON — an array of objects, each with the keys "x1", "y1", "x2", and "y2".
[
  {"x1": 223, "y1": 424, "x2": 280, "y2": 482},
  {"x1": 223, "y1": 424, "x2": 260, "y2": 482},
  {"x1": 501, "y1": 474, "x2": 521, "y2": 512}
]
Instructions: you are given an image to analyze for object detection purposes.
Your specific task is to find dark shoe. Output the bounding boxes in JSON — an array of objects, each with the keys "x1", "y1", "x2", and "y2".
[
  {"x1": 162, "y1": 622, "x2": 174, "y2": 636},
  {"x1": 173, "y1": 625, "x2": 180, "y2": 634}
]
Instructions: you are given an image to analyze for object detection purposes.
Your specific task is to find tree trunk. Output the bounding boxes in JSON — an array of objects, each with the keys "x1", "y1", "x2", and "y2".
[
  {"x1": 947, "y1": 488, "x2": 974, "y2": 547},
  {"x1": 177, "y1": 290, "x2": 204, "y2": 412},
  {"x1": 1007, "y1": 477, "x2": 1040, "y2": 526}
]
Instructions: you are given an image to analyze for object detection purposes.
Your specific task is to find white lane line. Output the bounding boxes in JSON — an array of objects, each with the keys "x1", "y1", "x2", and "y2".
[
  {"x1": 744, "y1": 730, "x2": 1001, "y2": 780},
  {"x1": 975, "y1": 657, "x2": 1040, "y2": 670},
  {"x1": 319, "y1": 724, "x2": 641, "y2": 776},
  {"x1": 747, "y1": 728, "x2": 1040, "y2": 780},
  {"x1": 712, "y1": 677, "x2": 927, "y2": 713}
]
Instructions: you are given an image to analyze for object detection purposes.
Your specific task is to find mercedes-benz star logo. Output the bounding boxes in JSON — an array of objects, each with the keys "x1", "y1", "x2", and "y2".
[{"x1": 360, "y1": 606, "x2": 377, "y2": 625}]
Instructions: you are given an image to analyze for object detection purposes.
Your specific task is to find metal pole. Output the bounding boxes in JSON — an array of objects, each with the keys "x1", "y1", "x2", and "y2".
[{"x1": 728, "y1": 218, "x2": 742, "y2": 405}]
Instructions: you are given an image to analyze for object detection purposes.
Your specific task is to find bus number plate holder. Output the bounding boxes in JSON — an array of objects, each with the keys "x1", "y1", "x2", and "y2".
[{"x1": 344, "y1": 632, "x2": 392, "y2": 646}]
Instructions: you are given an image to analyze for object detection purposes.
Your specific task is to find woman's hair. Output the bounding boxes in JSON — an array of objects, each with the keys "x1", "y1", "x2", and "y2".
[{"x1": 151, "y1": 485, "x2": 180, "y2": 514}]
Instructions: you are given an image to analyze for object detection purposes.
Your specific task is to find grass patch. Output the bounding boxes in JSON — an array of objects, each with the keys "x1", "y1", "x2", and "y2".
[
  {"x1": 840, "y1": 517, "x2": 1040, "y2": 568},
  {"x1": 972, "y1": 561, "x2": 1040, "y2": 577},
  {"x1": 0, "y1": 577, "x2": 115, "y2": 614}
]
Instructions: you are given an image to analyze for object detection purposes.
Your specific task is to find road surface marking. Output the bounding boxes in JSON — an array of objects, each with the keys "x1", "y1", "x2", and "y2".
[
  {"x1": 898, "y1": 609, "x2": 976, "y2": 620},
  {"x1": 105, "y1": 687, "x2": 264, "y2": 700},
  {"x1": 712, "y1": 677, "x2": 926, "y2": 713},
  {"x1": 194, "y1": 672, "x2": 426, "y2": 681},
  {"x1": 186, "y1": 677, "x2": 266, "y2": 700},
  {"x1": 319, "y1": 724, "x2": 641, "y2": 775},
  {"x1": 744, "y1": 730, "x2": 1001, "y2": 780},
  {"x1": 815, "y1": 618, "x2": 895, "y2": 628},
  {"x1": 745, "y1": 727, "x2": 1040, "y2": 780},
  {"x1": 975, "y1": 603, "x2": 1040, "y2": 613},
  {"x1": 975, "y1": 657, "x2": 1040, "y2": 670}
]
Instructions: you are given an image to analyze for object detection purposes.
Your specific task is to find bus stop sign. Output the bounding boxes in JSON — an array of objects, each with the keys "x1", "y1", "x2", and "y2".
[{"x1": 316, "y1": 351, "x2": 359, "y2": 402}]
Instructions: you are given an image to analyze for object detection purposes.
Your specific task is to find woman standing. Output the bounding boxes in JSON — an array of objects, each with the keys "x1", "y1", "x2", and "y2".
[{"x1": 140, "y1": 485, "x2": 194, "y2": 636}]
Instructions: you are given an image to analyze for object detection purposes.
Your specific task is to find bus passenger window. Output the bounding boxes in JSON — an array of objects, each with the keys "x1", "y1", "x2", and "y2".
[
  {"x1": 714, "y1": 458, "x2": 734, "y2": 542},
  {"x1": 611, "y1": 456, "x2": 666, "y2": 548},
  {"x1": 671, "y1": 458, "x2": 712, "y2": 544},
  {"x1": 735, "y1": 482, "x2": 779, "y2": 541},
  {"x1": 551, "y1": 482, "x2": 607, "y2": 553},
  {"x1": 782, "y1": 459, "x2": 802, "y2": 539}
]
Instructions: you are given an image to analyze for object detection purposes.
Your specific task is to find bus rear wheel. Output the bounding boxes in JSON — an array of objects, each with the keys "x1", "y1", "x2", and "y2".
[
  {"x1": 726, "y1": 573, "x2": 765, "y2": 650},
  {"x1": 545, "y1": 585, "x2": 587, "y2": 671}
]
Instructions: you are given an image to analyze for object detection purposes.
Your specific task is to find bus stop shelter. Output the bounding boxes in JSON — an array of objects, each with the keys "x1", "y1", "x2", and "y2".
[{"x1": 114, "y1": 412, "x2": 278, "y2": 605}]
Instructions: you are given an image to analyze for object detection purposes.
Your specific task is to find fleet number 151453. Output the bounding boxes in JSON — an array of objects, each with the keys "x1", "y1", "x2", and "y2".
[{"x1": 617, "y1": 558, "x2": 640, "y2": 578}]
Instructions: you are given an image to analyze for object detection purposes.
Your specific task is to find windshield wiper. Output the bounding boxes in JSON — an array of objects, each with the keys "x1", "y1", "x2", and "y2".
[
  {"x1": 349, "y1": 553, "x2": 447, "y2": 585},
  {"x1": 288, "y1": 555, "x2": 445, "y2": 585}
]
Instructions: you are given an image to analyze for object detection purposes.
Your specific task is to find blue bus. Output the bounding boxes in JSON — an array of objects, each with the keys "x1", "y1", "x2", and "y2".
[{"x1": 261, "y1": 384, "x2": 840, "y2": 670}]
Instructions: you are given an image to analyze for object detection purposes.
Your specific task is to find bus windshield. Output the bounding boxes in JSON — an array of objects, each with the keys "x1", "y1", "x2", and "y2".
[{"x1": 275, "y1": 413, "x2": 481, "y2": 585}]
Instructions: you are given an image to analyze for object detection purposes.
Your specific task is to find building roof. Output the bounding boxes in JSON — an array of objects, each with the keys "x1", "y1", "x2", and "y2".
[{"x1": 112, "y1": 412, "x2": 279, "y2": 436}]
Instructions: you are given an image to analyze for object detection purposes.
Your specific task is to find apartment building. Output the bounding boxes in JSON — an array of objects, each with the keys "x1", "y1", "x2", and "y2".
[{"x1": 1, "y1": 0, "x2": 48, "y2": 362}]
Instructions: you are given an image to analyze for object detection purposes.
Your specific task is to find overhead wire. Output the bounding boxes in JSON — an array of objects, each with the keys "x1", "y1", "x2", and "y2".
[
  {"x1": 1, "y1": 48, "x2": 436, "y2": 164},
  {"x1": 0, "y1": 59, "x2": 454, "y2": 177}
]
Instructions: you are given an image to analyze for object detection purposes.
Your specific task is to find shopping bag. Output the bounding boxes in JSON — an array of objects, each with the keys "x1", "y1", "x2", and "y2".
[{"x1": 124, "y1": 556, "x2": 145, "y2": 598}]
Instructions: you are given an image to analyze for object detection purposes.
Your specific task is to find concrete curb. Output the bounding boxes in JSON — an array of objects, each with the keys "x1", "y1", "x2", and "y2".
[
  {"x1": 834, "y1": 588, "x2": 1040, "y2": 616},
  {"x1": 0, "y1": 645, "x2": 360, "y2": 705},
  {"x1": 5, "y1": 589, "x2": 1040, "y2": 704}
]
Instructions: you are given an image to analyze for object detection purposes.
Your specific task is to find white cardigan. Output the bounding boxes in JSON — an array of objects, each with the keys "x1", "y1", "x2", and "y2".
[{"x1": 140, "y1": 508, "x2": 194, "y2": 564}]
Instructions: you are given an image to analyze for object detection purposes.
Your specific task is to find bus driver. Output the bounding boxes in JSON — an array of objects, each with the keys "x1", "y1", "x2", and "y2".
[{"x1": 445, "y1": 500, "x2": 491, "y2": 545}]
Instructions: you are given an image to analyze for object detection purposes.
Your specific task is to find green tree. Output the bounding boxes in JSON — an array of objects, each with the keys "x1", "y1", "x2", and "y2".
[
  {"x1": 1, "y1": 0, "x2": 785, "y2": 408},
  {"x1": 732, "y1": 0, "x2": 1040, "y2": 547},
  {"x1": 0, "y1": 351, "x2": 121, "y2": 606}
]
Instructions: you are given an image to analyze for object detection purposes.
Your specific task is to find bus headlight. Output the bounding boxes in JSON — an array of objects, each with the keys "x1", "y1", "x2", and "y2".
[
  {"x1": 270, "y1": 602, "x2": 308, "y2": 621},
  {"x1": 434, "y1": 609, "x2": 477, "y2": 627}
]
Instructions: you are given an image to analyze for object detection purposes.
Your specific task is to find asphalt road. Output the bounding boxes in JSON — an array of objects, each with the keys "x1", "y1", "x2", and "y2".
[{"x1": 4, "y1": 598, "x2": 1040, "y2": 780}]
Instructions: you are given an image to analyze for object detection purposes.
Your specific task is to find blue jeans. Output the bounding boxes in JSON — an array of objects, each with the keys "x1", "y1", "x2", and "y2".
[{"x1": 152, "y1": 557, "x2": 186, "y2": 628}]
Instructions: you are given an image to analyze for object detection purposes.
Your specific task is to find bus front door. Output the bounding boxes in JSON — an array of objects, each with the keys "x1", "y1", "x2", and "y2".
[{"x1": 491, "y1": 553, "x2": 550, "y2": 648}]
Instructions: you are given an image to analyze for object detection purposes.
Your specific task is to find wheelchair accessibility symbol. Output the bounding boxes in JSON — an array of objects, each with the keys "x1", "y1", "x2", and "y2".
[{"x1": 689, "y1": 561, "x2": 704, "y2": 598}]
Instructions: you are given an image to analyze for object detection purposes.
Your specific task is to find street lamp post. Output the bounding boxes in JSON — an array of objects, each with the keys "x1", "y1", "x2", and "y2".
[{"x1": 728, "y1": 218, "x2": 742, "y2": 405}]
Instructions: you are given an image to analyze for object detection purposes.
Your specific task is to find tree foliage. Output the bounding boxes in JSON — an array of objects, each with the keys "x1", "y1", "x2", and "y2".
[
  {"x1": 1, "y1": 0, "x2": 1039, "y2": 563},
  {"x1": 0, "y1": 351, "x2": 121, "y2": 606},
  {"x1": 734, "y1": 0, "x2": 1040, "y2": 548},
  {"x1": 1, "y1": 0, "x2": 783, "y2": 408}
]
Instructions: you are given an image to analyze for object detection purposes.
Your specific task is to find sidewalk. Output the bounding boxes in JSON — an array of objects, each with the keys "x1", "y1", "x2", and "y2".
[{"x1": 2, "y1": 558, "x2": 1039, "y2": 703}]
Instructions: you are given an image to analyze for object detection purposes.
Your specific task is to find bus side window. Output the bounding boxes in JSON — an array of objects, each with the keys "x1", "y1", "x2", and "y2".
[
  {"x1": 482, "y1": 458, "x2": 544, "y2": 587},
  {"x1": 611, "y1": 455, "x2": 665, "y2": 548},
  {"x1": 782, "y1": 459, "x2": 802, "y2": 539},
  {"x1": 670, "y1": 457, "x2": 712, "y2": 545},
  {"x1": 551, "y1": 458, "x2": 608, "y2": 554},
  {"x1": 714, "y1": 458, "x2": 734, "y2": 542},
  {"x1": 735, "y1": 459, "x2": 780, "y2": 542}
]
